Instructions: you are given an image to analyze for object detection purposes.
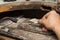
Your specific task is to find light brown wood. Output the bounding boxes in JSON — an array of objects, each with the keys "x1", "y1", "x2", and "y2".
[{"x1": 0, "y1": 2, "x2": 57, "y2": 13}]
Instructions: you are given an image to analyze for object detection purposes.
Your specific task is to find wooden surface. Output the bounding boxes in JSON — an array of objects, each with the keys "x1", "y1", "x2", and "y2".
[
  {"x1": 0, "y1": 35, "x2": 14, "y2": 40},
  {"x1": 0, "y1": 2, "x2": 57, "y2": 13}
]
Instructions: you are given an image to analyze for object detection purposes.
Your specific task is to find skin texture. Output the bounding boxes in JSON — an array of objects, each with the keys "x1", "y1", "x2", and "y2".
[{"x1": 38, "y1": 10, "x2": 60, "y2": 40}]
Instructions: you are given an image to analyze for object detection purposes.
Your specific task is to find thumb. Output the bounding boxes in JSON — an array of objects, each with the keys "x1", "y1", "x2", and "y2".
[
  {"x1": 38, "y1": 18, "x2": 47, "y2": 25},
  {"x1": 38, "y1": 19, "x2": 43, "y2": 24}
]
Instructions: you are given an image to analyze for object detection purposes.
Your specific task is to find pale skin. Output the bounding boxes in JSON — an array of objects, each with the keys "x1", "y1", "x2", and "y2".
[{"x1": 38, "y1": 10, "x2": 60, "y2": 40}]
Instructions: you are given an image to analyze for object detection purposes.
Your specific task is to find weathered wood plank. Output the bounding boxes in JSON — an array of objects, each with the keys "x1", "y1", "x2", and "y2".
[{"x1": 0, "y1": 2, "x2": 57, "y2": 13}]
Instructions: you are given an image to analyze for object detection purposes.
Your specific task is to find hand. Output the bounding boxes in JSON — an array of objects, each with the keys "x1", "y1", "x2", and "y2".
[{"x1": 38, "y1": 10, "x2": 60, "y2": 30}]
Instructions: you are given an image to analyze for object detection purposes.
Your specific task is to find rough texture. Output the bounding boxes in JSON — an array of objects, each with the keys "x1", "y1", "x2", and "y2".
[
  {"x1": 0, "y1": 2, "x2": 57, "y2": 12},
  {"x1": 0, "y1": 35, "x2": 14, "y2": 40},
  {"x1": 0, "y1": 17, "x2": 57, "y2": 40}
]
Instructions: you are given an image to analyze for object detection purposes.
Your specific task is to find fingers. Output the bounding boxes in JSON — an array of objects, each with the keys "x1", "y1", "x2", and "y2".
[
  {"x1": 42, "y1": 27, "x2": 48, "y2": 32},
  {"x1": 38, "y1": 18, "x2": 47, "y2": 25},
  {"x1": 43, "y1": 10, "x2": 57, "y2": 19},
  {"x1": 38, "y1": 11, "x2": 50, "y2": 24},
  {"x1": 43, "y1": 11, "x2": 50, "y2": 19},
  {"x1": 38, "y1": 10, "x2": 58, "y2": 27},
  {"x1": 38, "y1": 19, "x2": 48, "y2": 32}
]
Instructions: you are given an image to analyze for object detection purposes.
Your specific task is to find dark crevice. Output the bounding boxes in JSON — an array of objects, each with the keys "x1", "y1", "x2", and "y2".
[
  {"x1": 41, "y1": 5, "x2": 52, "y2": 10},
  {"x1": 4, "y1": 0, "x2": 16, "y2": 2},
  {"x1": 0, "y1": 9, "x2": 48, "y2": 19},
  {"x1": 26, "y1": 0, "x2": 30, "y2": 1}
]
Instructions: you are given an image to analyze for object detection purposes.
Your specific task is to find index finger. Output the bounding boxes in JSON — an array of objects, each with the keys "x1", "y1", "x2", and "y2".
[{"x1": 43, "y1": 10, "x2": 56, "y2": 19}]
